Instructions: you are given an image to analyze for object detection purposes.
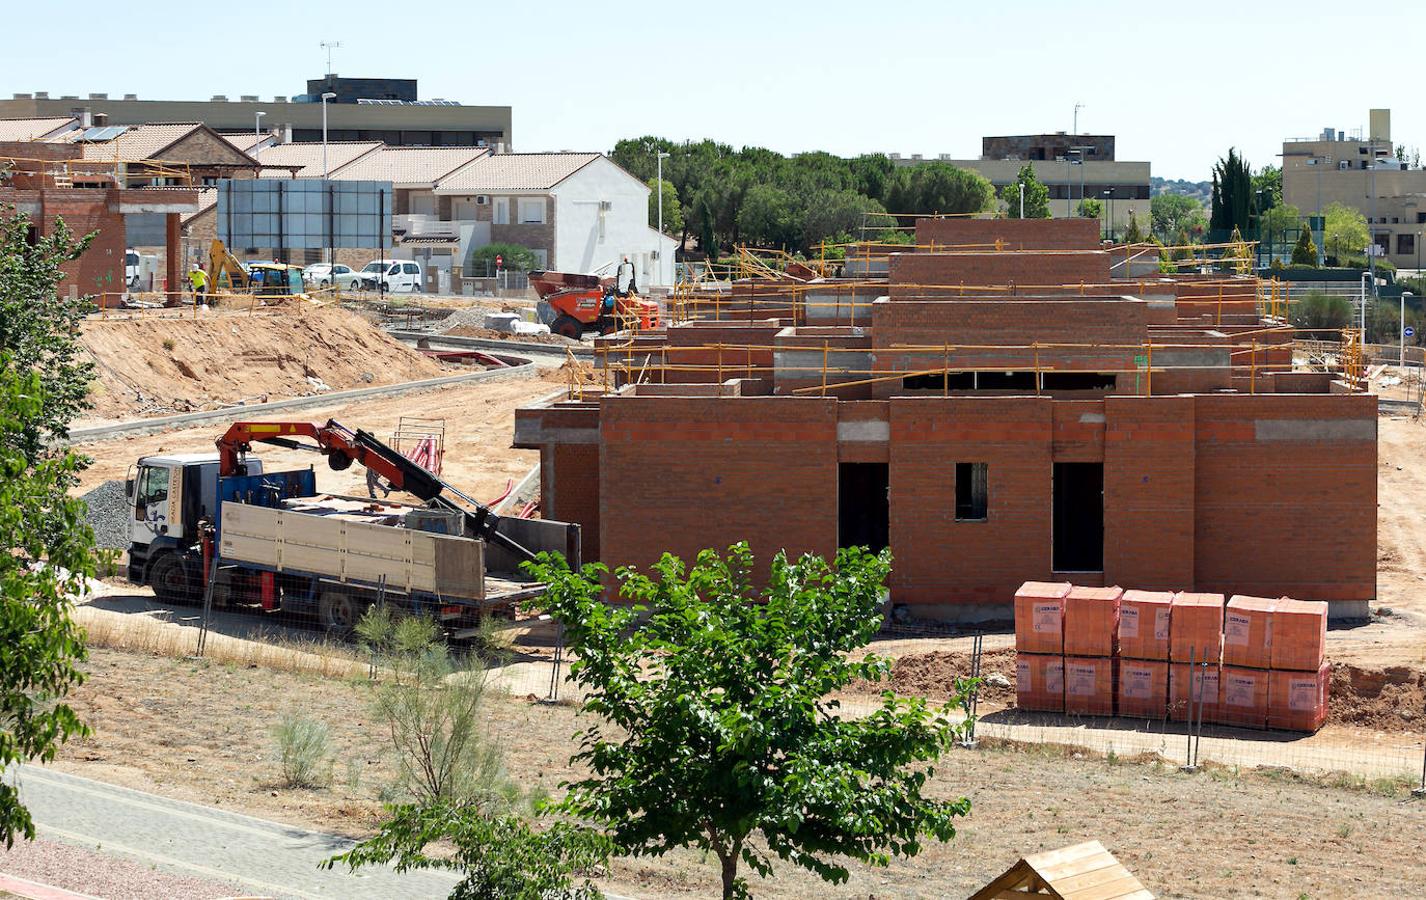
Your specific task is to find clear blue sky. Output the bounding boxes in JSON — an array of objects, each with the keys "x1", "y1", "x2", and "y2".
[{"x1": 8, "y1": 0, "x2": 1426, "y2": 181}]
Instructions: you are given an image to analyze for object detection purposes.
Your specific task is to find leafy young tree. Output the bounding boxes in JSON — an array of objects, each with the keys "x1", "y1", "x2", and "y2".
[
  {"x1": 1291, "y1": 227, "x2": 1319, "y2": 267},
  {"x1": 527, "y1": 544, "x2": 972, "y2": 900},
  {"x1": 1123, "y1": 211, "x2": 1145, "y2": 244},
  {"x1": 0, "y1": 210, "x2": 95, "y2": 451},
  {"x1": 470, "y1": 243, "x2": 540, "y2": 274},
  {"x1": 1290, "y1": 291, "x2": 1352, "y2": 331},
  {"x1": 1076, "y1": 197, "x2": 1102, "y2": 219},
  {"x1": 646, "y1": 178, "x2": 683, "y2": 237},
  {"x1": 1258, "y1": 202, "x2": 1301, "y2": 247},
  {"x1": 1210, "y1": 148, "x2": 1254, "y2": 233},
  {"x1": 1252, "y1": 165, "x2": 1282, "y2": 212},
  {"x1": 0, "y1": 360, "x2": 92, "y2": 847},
  {"x1": 1002, "y1": 164, "x2": 1050, "y2": 219},
  {"x1": 327, "y1": 804, "x2": 613, "y2": 900},
  {"x1": 1322, "y1": 202, "x2": 1369, "y2": 265}
]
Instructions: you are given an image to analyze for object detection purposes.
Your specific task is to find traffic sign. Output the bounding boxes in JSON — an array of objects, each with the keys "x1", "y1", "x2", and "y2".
[
  {"x1": 1405, "y1": 326, "x2": 1415, "y2": 338},
  {"x1": 495, "y1": 254, "x2": 504, "y2": 268}
]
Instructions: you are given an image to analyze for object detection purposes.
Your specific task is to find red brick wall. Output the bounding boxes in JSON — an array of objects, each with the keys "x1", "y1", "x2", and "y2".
[
  {"x1": 888, "y1": 397, "x2": 1054, "y2": 608},
  {"x1": 38, "y1": 190, "x2": 126, "y2": 297},
  {"x1": 549, "y1": 443, "x2": 600, "y2": 562},
  {"x1": 1103, "y1": 397, "x2": 1196, "y2": 589},
  {"x1": 1192, "y1": 394, "x2": 1376, "y2": 602},
  {"x1": 599, "y1": 395, "x2": 839, "y2": 579},
  {"x1": 888, "y1": 251, "x2": 1112, "y2": 296},
  {"x1": 915, "y1": 217, "x2": 1101, "y2": 251}
]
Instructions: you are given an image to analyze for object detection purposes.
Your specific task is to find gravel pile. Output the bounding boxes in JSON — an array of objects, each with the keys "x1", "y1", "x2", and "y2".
[
  {"x1": 80, "y1": 479, "x2": 131, "y2": 550},
  {"x1": 0, "y1": 836, "x2": 240, "y2": 899}
]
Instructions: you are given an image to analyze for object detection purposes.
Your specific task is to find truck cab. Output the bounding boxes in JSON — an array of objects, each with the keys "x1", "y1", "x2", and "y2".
[{"x1": 127, "y1": 453, "x2": 261, "y2": 602}]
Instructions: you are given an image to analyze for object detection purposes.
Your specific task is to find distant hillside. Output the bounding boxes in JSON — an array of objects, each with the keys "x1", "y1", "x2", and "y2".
[{"x1": 1151, "y1": 176, "x2": 1211, "y2": 204}]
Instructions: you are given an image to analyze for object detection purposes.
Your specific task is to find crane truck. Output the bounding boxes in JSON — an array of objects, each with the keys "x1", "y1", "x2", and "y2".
[{"x1": 125, "y1": 419, "x2": 576, "y2": 636}]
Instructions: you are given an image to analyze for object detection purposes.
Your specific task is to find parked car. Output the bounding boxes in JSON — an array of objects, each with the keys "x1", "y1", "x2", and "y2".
[
  {"x1": 302, "y1": 263, "x2": 360, "y2": 289},
  {"x1": 356, "y1": 259, "x2": 423, "y2": 293},
  {"x1": 124, "y1": 248, "x2": 159, "y2": 291}
]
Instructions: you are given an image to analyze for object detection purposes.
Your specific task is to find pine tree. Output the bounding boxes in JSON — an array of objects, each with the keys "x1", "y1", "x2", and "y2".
[
  {"x1": 1123, "y1": 211, "x2": 1145, "y2": 244},
  {"x1": 1291, "y1": 228, "x2": 1318, "y2": 267},
  {"x1": 1210, "y1": 148, "x2": 1254, "y2": 233}
]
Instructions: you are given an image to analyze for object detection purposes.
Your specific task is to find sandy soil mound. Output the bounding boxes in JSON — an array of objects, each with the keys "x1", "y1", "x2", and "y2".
[
  {"x1": 81, "y1": 306, "x2": 449, "y2": 420},
  {"x1": 1329, "y1": 663, "x2": 1426, "y2": 732},
  {"x1": 848, "y1": 647, "x2": 1017, "y2": 705}
]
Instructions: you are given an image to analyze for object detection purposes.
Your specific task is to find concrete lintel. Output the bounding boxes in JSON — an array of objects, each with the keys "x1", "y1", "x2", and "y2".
[
  {"x1": 116, "y1": 202, "x2": 199, "y2": 214},
  {"x1": 1254, "y1": 418, "x2": 1376, "y2": 442},
  {"x1": 837, "y1": 420, "x2": 889, "y2": 442},
  {"x1": 512, "y1": 423, "x2": 599, "y2": 446}
]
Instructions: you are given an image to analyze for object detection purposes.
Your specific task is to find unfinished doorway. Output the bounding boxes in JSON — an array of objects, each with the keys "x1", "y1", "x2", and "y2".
[
  {"x1": 1052, "y1": 462, "x2": 1103, "y2": 572},
  {"x1": 839, "y1": 463, "x2": 889, "y2": 552}
]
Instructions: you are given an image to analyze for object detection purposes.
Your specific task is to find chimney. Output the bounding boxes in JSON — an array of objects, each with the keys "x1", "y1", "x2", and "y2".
[
  {"x1": 94, "y1": 112, "x2": 109, "y2": 126},
  {"x1": 78, "y1": 108, "x2": 92, "y2": 128},
  {"x1": 282, "y1": 123, "x2": 293, "y2": 143}
]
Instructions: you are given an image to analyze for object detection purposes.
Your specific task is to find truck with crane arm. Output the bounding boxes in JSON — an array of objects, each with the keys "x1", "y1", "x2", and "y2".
[{"x1": 125, "y1": 419, "x2": 576, "y2": 637}]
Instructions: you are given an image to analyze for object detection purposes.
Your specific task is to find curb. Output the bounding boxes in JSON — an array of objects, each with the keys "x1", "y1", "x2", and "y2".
[
  {"x1": 68, "y1": 360, "x2": 537, "y2": 444},
  {"x1": 388, "y1": 329, "x2": 594, "y2": 359},
  {"x1": 0, "y1": 873, "x2": 102, "y2": 900}
]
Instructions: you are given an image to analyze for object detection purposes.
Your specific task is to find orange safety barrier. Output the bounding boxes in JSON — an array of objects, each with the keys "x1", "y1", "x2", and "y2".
[
  {"x1": 1223, "y1": 595, "x2": 1278, "y2": 670},
  {"x1": 1219, "y1": 666, "x2": 1271, "y2": 729},
  {"x1": 1267, "y1": 663, "x2": 1332, "y2": 732},
  {"x1": 1063, "y1": 585, "x2": 1122, "y2": 658},
  {"x1": 1013, "y1": 581, "x2": 1071, "y2": 655},
  {"x1": 1117, "y1": 658, "x2": 1169, "y2": 719},
  {"x1": 1014, "y1": 652, "x2": 1065, "y2": 713},
  {"x1": 1117, "y1": 590, "x2": 1173, "y2": 661},
  {"x1": 1269, "y1": 598, "x2": 1328, "y2": 672},
  {"x1": 1170, "y1": 592, "x2": 1225, "y2": 664},
  {"x1": 1169, "y1": 663, "x2": 1222, "y2": 723},
  {"x1": 1064, "y1": 656, "x2": 1116, "y2": 717}
]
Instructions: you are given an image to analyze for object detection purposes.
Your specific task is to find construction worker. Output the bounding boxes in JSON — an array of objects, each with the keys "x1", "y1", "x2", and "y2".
[
  {"x1": 188, "y1": 265, "x2": 208, "y2": 302},
  {"x1": 616, "y1": 255, "x2": 637, "y2": 297}
]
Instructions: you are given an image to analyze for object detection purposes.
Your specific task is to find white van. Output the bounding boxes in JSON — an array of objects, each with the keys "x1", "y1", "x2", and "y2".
[{"x1": 356, "y1": 259, "x2": 423, "y2": 293}]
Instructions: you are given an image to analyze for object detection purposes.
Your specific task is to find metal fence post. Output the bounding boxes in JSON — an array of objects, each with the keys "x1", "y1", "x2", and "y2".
[
  {"x1": 195, "y1": 557, "x2": 219, "y2": 658},
  {"x1": 1415, "y1": 740, "x2": 1426, "y2": 798}
]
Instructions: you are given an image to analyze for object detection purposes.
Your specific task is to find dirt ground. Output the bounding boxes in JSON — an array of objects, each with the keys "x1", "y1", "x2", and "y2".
[
  {"x1": 78, "y1": 305, "x2": 449, "y2": 423},
  {"x1": 47, "y1": 646, "x2": 1426, "y2": 899},
  {"x1": 72, "y1": 368, "x2": 566, "y2": 507}
]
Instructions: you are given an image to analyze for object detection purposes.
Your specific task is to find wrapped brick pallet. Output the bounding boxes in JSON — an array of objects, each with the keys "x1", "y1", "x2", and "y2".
[
  {"x1": 1169, "y1": 663, "x2": 1221, "y2": 723},
  {"x1": 1219, "y1": 666, "x2": 1271, "y2": 729},
  {"x1": 1015, "y1": 653, "x2": 1065, "y2": 713},
  {"x1": 1223, "y1": 595, "x2": 1278, "y2": 670},
  {"x1": 1171, "y1": 592, "x2": 1224, "y2": 666},
  {"x1": 1064, "y1": 586, "x2": 1122, "y2": 657},
  {"x1": 1064, "y1": 656, "x2": 1116, "y2": 717},
  {"x1": 1270, "y1": 599, "x2": 1328, "y2": 672},
  {"x1": 1117, "y1": 590, "x2": 1173, "y2": 661},
  {"x1": 1117, "y1": 659, "x2": 1169, "y2": 719},
  {"x1": 1014, "y1": 582, "x2": 1071, "y2": 655},
  {"x1": 1268, "y1": 663, "x2": 1332, "y2": 732}
]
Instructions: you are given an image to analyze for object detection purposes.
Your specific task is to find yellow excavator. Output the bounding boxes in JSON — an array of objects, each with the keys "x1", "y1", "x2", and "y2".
[{"x1": 206, "y1": 239, "x2": 307, "y2": 299}]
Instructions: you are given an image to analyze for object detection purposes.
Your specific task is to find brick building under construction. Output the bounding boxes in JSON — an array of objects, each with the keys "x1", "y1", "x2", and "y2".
[{"x1": 515, "y1": 218, "x2": 1376, "y2": 620}]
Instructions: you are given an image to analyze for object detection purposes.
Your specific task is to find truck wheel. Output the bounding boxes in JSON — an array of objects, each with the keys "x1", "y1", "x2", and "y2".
[
  {"x1": 552, "y1": 315, "x2": 583, "y2": 339},
  {"x1": 150, "y1": 554, "x2": 198, "y2": 606},
  {"x1": 318, "y1": 590, "x2": 366, "y2": 639}
]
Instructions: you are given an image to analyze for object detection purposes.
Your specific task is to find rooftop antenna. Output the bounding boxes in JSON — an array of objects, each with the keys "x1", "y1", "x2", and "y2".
[
  {"x1": 320, "y1": 40, "x2": 342, "y2": 77},
  {"x1": 1073, "y1": 101, "x2": 1084, "y2": 136}
]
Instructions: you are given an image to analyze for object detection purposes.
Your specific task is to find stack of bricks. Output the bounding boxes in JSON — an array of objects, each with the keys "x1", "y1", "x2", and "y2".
[
  {"x1": 1062, "y1": 586, "x2": 1122, "y2": 716},
  {"x1": 1115, "y1": 590, "x2": 1173, "y2": 719},
  {"x1": 1268, "y1": 599, "x2": 1331, "y2": 731},
  {"x1": 1012, "y1": 582, "x2": 1330, "y2": 733},
  {"x1": 1013, "y1": 582, "x2": 1069, "y2": 712}
]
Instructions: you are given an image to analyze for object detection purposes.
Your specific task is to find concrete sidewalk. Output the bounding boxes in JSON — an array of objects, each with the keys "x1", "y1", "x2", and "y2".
[{"x1": 12, "y1": 765, "x2": 459, "y2": 899}]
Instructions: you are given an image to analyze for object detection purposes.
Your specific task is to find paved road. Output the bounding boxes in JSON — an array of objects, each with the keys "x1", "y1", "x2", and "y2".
[{"x1": 13, "y1": 764, "x2": 459, "y2": 899}]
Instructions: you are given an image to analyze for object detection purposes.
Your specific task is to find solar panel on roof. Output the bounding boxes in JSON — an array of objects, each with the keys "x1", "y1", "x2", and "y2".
[{"x1": 75, "y1": 125, "x2": 128, "y2": 142}]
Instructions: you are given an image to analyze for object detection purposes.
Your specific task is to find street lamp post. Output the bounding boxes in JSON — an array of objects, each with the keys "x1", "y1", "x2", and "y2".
[
  {"x1": 656, "y1": 150, "x2": 670, "y2": 285},
  {"x1": 1402, "y1": 292, "x2": 1413, "y2": 371},
  {"x1": 1103, "y1": 189, "x2": 1112, "y2": 242},
  {"x1": 320, "y1": 91, "x2": 336, "y2": 179},
  {"x1": 254, "y1": 111, "x2": 266, "y2": 161},
  {"x1": 1019, "y1": 181, "x2": 1025, "y2": 219},
  {"x1": 321, "y1": 92, "x2": 336, "y2": 266}
]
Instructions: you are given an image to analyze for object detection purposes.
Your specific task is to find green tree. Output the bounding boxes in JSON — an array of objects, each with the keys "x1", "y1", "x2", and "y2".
[
  {"x1": 1252, "y1": 165, "x2": 1283, "y2": 212},
  {"x1": 1150, "y1": 193, "x2": 1206, "y2": 242},
  {"x1": 884, "y1": 162, "x2": 994, "y2": 217},
  {"x1": 327, "y1": 801, "x2": 612, "y2": 900},
  {"x1": 1002, "y1": 164, "x2": 1050, "y2": 219},
  {"x1": 1291, "y1": 228, "x2": 1318, "y2": 267},
  {"x1": 647, "y1": 178, "x2": 683, "y2": 238},
  {"x1": 1076, "y1": 197, "x2": 1102, "y2": 219},
  {"x1": 848, "y1": 154, "x2": 897, "y2": 204},
  {"x1": 526, "y1": 544, "x2": 972, "y2": 900},
  {"x1": 800, "y1": 190, "x2": 885, "y2": 249},
  {"x1": 1210, "y1": 148, "x2": 1254, "y2": 233},
  {"x1": 1259, "y1": 202, "x2": 1301, "y2": 247},
  {"x1": 470, "y1": 243, "x2": 540, "y2": 274},
  {"x1": 0, "y1": 211, "x2": 95, "y2": 451},
  {"x1": 1123, "y1": 211, "x2": 1145, "y2": 244},
  {"x1": 1322, "y1": 202, "x2": 1369, "y2": 265},
  {"x1": 736, "y1": 184, "x2": 800, "y2": 249}
]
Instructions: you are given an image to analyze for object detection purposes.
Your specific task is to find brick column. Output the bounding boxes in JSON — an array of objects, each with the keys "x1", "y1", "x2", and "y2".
[{"x1": 165, "y1": 212, "x2": 181, "y2": 302}]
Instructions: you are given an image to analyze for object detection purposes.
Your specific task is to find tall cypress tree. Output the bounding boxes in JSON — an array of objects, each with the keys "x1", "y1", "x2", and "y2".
[{"x1": 1210, "y1": 148, "x2": 1254, "y2": 234}]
